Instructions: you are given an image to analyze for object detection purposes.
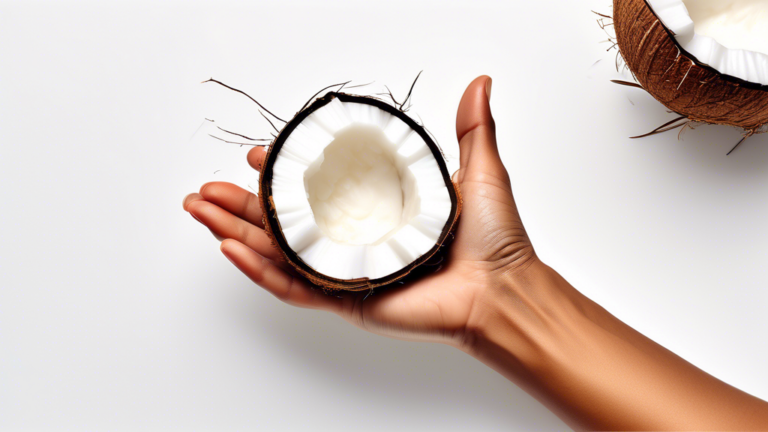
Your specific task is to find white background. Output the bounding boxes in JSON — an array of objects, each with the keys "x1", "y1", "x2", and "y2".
[{"x1": 2, "y1": 1, "x2": 767, "y2": 430}]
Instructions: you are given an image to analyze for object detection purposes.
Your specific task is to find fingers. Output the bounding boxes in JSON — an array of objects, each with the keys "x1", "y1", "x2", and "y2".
[
  {"x1": 455, "y1": 75, "x2": 510, "y2": 190},
  {"x1": 248, "y1": 146, "x2": 267, "y2": 172},
  {"x1": 187, "y1": 199, "x2": 283, "y2": 264},
  {"x1": 220, "y1": 239, "x2": 341, "y2": 312},
  {"x1": 199, "y1": 182, "x2": 263, "y2": 228},
  {"x1": 183, "y1": 193, "x2": 203, "y2": 211}
]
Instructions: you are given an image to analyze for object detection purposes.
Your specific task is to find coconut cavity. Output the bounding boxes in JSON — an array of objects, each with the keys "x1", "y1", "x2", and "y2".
[
  {"x1": 646, "y1": 0, "x2": 768, "y2": 85},
  {"x1": 267, "y1": 97, "x2": 454, "y2": 281},
  {"x1": 683, "y1": 0, "x2": 768, "y2": 55},
  {"x1": 304, "y1": 124, "x2": 419, "y2": 246}
]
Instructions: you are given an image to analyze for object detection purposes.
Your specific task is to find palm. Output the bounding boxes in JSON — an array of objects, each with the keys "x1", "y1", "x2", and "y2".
[
  {"x1": 340, "y1": 261, "x2": 481, "y2": 344},
  {"x1": 184, "y1": 76, "x2": 535, "y2": 347},
  {"x1": 344, "y1": 177, "x2": 532, "y2": 343}
]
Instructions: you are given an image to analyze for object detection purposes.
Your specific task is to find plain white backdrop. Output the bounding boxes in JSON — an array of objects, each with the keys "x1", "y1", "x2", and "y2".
[{"x1": 2, "y1": 1, "x2": 767, "y2": 430}]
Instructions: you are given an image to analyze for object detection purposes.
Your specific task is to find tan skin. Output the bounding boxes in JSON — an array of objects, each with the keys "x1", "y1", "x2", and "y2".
[{"x1": 184, "y1": 76, "x2": 768, "y2": 430}]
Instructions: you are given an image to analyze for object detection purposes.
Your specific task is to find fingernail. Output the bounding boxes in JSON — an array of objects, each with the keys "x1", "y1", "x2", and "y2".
[
  {"x1": 451, "y1": 169, "x2": 461, "y2": 183},
  {"x1": 485, "y1": 77, "x2": 492, "y2": 103},
  {"x1": 190, "y1": 213, "x2": 203, "y2": 224},
  {"x1": 182, "y1": 193, "x2": 196, "y2": 210},
  {"x1": 199, "y1": 183, "x2": 212, "y2": 196}
]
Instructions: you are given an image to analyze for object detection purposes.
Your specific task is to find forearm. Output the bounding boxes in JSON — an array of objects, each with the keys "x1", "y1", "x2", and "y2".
[{"x1": 461, "y1": 260, "x2": 768, "y2": 431}]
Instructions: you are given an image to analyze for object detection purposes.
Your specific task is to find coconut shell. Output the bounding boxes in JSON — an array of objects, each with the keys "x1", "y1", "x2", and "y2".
[
  {"x1": 258, "y1": 92, "x2": 463, "y2": 292},
  {"x1": 614, "y1": 0, "x2": 768, "y2": 131}
]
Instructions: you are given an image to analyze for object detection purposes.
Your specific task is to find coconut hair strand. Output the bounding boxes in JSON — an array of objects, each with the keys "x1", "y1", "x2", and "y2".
[{"x1": 202, "y1": 78, "x2": 288, "y2": 123}]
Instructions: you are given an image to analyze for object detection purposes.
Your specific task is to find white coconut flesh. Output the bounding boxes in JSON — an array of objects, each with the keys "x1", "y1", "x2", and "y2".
[
  {"x1": 270, "y1": 98, "x2": 453, "y2": 281},
  {"x1": 647, "y1": 0, "x2": 768, "y2": 85}
]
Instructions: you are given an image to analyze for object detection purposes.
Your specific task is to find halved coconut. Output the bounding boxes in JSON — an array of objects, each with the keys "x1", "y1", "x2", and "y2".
[
  {"x1": 258, "y1": 92, "x2": 461, "y2": 291},
  {"x1": 613, "y1": 0, "x2": 768, "y2": 132}
]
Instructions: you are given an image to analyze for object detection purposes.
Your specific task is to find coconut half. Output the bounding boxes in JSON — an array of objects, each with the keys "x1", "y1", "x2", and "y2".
[
  {"x1": 258, "y1": 92, "x2": 461, "y2": 291},
  {"x1": 612, "y1": 0, "x2": 768, "y2": 132}
]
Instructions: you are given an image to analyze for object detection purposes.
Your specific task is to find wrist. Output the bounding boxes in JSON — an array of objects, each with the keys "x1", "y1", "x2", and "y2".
[
  {"x1": 459, "y1": 258, "x2": 592, "y2": 378},
  {"x1": 459, "y1": 260, "x2": 768, "y2": 430}
]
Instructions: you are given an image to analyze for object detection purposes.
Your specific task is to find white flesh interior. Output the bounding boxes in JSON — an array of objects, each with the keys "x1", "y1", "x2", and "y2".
[
  {"x1": 303, "y1": 124, "x2": 420, "y2": 246},
  {"x1": 647, "y1": 0, "x2": 768, "y2": 85},
  {"x1": 684, "y1": 0, "x2": 768, "y2": 54},
  {"x1": 270, "y1": 99, "x2": 452, "y2": 280}
]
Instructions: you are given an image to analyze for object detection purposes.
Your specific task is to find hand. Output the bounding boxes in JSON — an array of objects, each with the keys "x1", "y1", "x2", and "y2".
[
  {"x1": 183, "y1": 76, "x2": 538, "y2": 347},
  {"x1": 183, "y1": 76, "x2": 768, "y2": 430}
]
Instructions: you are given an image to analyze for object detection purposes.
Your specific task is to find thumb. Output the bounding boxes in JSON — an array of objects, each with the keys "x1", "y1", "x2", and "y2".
[{"x1": 454, "y1": 76, "x2": 510, "y2": 189}]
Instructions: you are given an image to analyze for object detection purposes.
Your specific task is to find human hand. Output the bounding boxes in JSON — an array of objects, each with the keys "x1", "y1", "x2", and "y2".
[
  {"x1": 184, "y1": 76, "x2": 768, "y2": 430},
  {"x1": 183, "y1": 76, "x2": 539, "y2": 347}
]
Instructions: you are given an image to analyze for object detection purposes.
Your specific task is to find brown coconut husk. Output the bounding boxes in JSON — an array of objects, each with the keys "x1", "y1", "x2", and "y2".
[
  {"x1": 613, "y1": 0, "x2": 768, "y2": 132},
  {"x1": 258, "y1": 91, "x2": 462, "y2": 292}
]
